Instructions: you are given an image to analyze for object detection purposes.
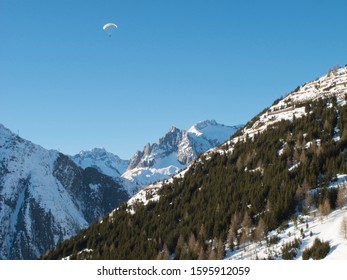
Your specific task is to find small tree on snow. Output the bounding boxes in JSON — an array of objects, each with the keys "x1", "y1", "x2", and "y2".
[
  {"x1": 337, "y1": 187, "x2": 347, "y2": 208},
  {"x1": 340, "y1": 216, "x2": 347, "y2": 240},
  {"x1": 254, "y1": 218, "x2": 267, "y2": 242}
]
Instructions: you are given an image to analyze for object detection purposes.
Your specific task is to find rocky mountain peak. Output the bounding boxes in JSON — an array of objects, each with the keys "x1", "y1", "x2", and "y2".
[{"x1": 123, "y1": 120, "x2": 241, "y2": 186}]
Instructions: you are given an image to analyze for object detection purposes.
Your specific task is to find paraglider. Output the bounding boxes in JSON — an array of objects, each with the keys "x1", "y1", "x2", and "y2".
[{"x1": 103, "y1": 23, "x2": 118, "y2": 37}]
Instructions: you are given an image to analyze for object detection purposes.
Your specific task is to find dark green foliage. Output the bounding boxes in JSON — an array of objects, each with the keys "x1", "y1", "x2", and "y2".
[
  {"x1": 281, "y1": 238, "x2": 301, "y2": 260},
  {"x1": 302, "y1": 238, "x2": 330, "y2": 260},
  {"x1": 267, "y1": 235, "x2": 280, "y2": 245},
  {"x1": 277, "y1": 223, "x2": 290, "y2": 233},
  {"x1": 314, "y1": 187, "x2": 338, "y2": 210},
  {"x1": 42, "y1": 97, "x2": 347, "y2": 260}
]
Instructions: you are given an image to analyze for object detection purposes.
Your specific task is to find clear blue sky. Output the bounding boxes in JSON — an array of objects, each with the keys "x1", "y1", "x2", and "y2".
[{"x1": 1, "y1": 0, "x2": 347, "y2": 159}]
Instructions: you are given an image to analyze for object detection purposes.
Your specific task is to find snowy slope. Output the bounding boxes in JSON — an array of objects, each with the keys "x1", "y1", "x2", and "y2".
[
  {"x1": 0, "y1": 124, "x2": 129, "y2": 259},
  {"x1": 123, "y1": 120, "x2": 242, "y2": 187},
  {"x1": 217, "y1": 67, "x2": 347, "y2": 154},
  {"x1": 225, "y1": 177, "x2": 347, "y2": 260},
  {"x1": 224, "y1": 207, "x2": 347, "y2": 260},
  {"x1": 217, "y1": 66, "x2": 347, "y2": 259}
]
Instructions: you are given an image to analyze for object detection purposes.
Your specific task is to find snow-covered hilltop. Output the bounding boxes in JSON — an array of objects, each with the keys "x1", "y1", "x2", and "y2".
[
  {"x1": 223, "y1": 66, "x2": 347, "y2": 150},
  {"x1": 72, "y1": 148, "x2": 129, "y2": 177},
  {"x1": 0, "y1": 124, "x2": 129, "y2": 259}
]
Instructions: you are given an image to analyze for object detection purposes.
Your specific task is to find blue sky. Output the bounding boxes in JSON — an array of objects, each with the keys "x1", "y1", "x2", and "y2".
[{"x1": 1, "y1": 0, "x2": 347, "y2": 159}]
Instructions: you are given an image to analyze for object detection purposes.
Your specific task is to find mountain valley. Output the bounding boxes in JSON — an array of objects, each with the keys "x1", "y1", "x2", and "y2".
[{"x1": 42, "y1": 65, "x2": 347, "y2": 260}]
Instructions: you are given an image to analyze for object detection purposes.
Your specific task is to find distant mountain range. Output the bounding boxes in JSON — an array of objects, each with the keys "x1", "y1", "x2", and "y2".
[
  {"x1": 121, "y1": 120, "x2": 242, "y2": 187},
  {"x1": 0, "y1": 120, "x2": 240, "y2": 259},
  {"x1": 71, "y1": 120, "x2": 242, "y2": 189}
]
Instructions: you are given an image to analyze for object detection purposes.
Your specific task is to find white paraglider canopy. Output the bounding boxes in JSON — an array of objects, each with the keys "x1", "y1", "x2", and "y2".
[
  {"x1": 103, "y1": 23, "x2": 118, "y2": 30},
  {"x1": 103, "y1": 23, "x2": 118, "y2": 37}
]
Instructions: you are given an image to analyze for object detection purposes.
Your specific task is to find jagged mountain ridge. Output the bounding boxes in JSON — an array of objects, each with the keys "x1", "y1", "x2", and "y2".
[
  {"x1": 72, "y1": 120, "x2": 241, "y2": 189},
  {"x1": 122, "y1": 120, "x2": 242, "y2": 186},
  {"x1": 43, "y1": 65, "x2": 347, "y2": 260},
  {"x1": 128, "y1": 120, "x2": 241, "y2": 169},
  {"x1": 0, "y1": 125, "x2": 129, "y2": 259}
]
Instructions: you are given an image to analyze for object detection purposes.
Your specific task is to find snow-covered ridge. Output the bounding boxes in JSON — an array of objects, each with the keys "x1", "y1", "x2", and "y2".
[
  {"x1": 220, "y1": 66, "x2": 347, "y2": 152},
  {"x1": 188, "y1": 120, "x2": 241, "y2": 143},
  {"x1": 72, "y1": 148, "x2": 129, "y2": 178}
]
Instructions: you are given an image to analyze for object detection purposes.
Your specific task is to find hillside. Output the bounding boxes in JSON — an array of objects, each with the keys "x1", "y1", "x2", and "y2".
[{"x1": 43, "y1": 66, "x2": 347, "y2": 260}]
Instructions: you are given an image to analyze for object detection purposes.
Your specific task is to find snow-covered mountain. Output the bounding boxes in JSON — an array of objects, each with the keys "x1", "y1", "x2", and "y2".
[
  {"x1": 122, "y1": 120, "x2": 242, "y2": 186},
  {"x1": 71, "y1": 148, "x2": 139, "y2": 195},
  {"x1": 72, "y1": 148, "x2": 129, "y2": 178},
  {"x1": 122, "y1": 65, "x2": 347, "y2": 260},
  {"x1": 0, "y1": 124, "x2": 129, "y2": 259},
  {"x1": 71, "y1": 120, "x2": 241, "y2": 189}
]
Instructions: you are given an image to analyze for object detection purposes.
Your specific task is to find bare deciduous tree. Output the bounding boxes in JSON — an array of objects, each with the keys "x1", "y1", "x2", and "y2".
[
  {"x1": 227, "y1": 224, "x2": 236, "y2": 250},
  {"x1": 254, "y1": 217, "x2": 266, "y2": 242},
  {"x1": 337, "y1": 187, "x2": 346, "y2": 208},
  {"x1": 340, "y1": 216, "x2": 347, "y2": 239}
]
